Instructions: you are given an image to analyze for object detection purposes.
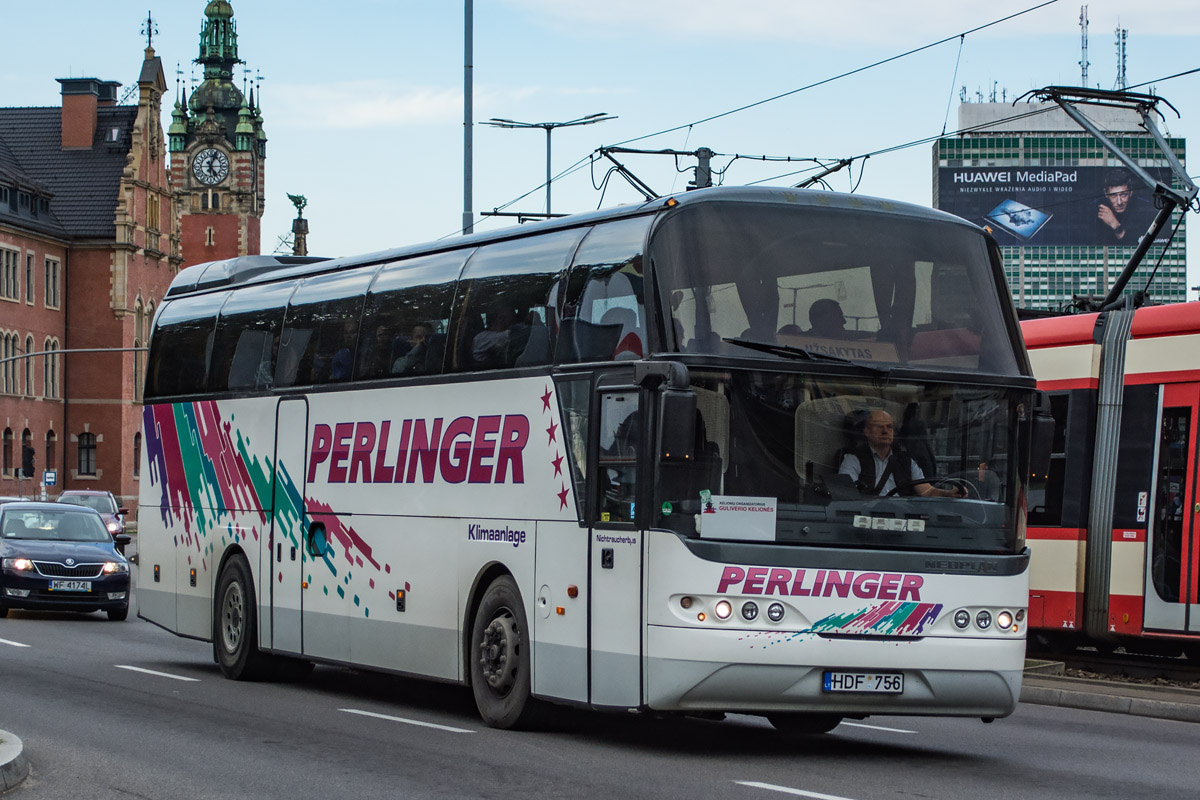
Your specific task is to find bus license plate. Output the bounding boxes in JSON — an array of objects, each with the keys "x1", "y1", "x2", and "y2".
[
  {"x1": 823, "y1": 672, "x2": 904, "y2": 694},
  {"x1": 49, "y1": 580, "x2": 91, "y2": 592}
]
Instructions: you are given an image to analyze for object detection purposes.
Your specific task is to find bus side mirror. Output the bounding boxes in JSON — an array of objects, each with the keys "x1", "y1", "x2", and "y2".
[
  {"x1": 1029, "y1": 391, "x2": 1054, "y2": 480},
  {"x1": 658, "y1": 389, "x2": 696, "y2": 462}
]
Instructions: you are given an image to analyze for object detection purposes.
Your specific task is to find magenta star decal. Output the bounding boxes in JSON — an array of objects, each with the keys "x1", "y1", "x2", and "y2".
[
  {"x1": 540, "y1": 386, "x2": 553, "y2": 413},
  {"x1": 546, "y1": 419, "x2": 558, "y2": 444},
  {"x1": 551, "y1": 452, "x2": 564, "y2": 477},
  {"x1": 557, "y1": 484, "x2": 570, "y2": 510}
]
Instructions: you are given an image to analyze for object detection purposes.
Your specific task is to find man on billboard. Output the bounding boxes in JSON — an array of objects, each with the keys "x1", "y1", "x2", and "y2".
[{"x1": 1098, "y1": 168, "x2": 1155, "y2": 244}]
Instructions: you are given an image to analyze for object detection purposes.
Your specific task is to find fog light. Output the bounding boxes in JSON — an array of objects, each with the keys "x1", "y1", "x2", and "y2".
[
  {"x1": 976, "y1": 610, "x2": 992, "y2": 630},
  {"x1": 680, "y1": 596, "x2": 694, "y2": 609},
  {"x1": 1015, "y1": 608, "x2": 1026, "y2": 622},
  {"x1": 766, "y1": 602, "x2": 785, "y2": 623},
  {"x1": 741, "y1": 601, "x2": 759, "y2": 622},
  {"x1": 5, "y1": 588, "x2": 30, "y2": 597},
  {"x1": 714, "y1": 600, "x2": 732, "y2": 620},
  {"x1": 107, "y1": 592, "x2": 127, "y2": 600},
  {"x1": 997, "y1": 611, "x2": 1014, "y2": 630},
  {"x1": 697, "y1": 612, "x2": 707, "y2": 622},
  {"x1": 954, "y1": 609, "x2": 971, "y2": 628}
]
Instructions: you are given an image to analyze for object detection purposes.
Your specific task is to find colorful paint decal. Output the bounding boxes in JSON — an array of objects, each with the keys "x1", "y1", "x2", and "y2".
[{"x1": 738, "y1": 601, "x2": 944, "y2": 648}]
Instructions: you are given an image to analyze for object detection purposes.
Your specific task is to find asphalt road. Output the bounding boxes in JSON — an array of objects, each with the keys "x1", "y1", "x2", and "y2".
[{"x1": 2, "y1": 571, "x2": 1198, "y2": 799}]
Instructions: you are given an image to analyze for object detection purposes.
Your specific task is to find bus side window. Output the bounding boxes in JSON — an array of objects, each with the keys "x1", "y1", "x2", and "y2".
[
  {"x1": 208, "y1": 282, "x2": 293, "y2": 393},
  {"x1": 556, "y1": 379, "x2": 590, "y2": 524},
  {"x1": 557, "y1": 216, "x2": 651, "y2": 364},
  {"x1": 357, "y1": 251, "x2": 466, "y2": 380},
  {"x1": 448, "y1": 229, "x2": 584, "y2": 372},
  {"x1": 144, "y1": 292, "x2": 225, "y2": 400},
  {"x1": 277, "y1": 271, "x2": 372, "y2": 387}
]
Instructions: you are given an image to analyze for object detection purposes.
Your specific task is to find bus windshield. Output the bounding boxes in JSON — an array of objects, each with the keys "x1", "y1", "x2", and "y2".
[
  {"x1": 652, "y1": 369, "x2": 1027, "y2": 555},
  {"x1": 649, "y1": 201, "x2": 1023, "y2": 376}
]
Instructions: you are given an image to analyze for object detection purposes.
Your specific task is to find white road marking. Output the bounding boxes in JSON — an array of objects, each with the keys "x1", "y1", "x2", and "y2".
[
  {"x1": 0, "y1": 638, "x2": 31, "y2": 648},
  {"x1": 841, "y1": 721, "x2": 916, "y2": 734},
  {"x1": 736, "y1": 782, "x2": 860, "y2": 800},
  {"x1": 115, "y1": 665, "x2": 200, "y2": 682},
  {"x1": 340, "y1": 708, "x2": 475, "y2": 733}
]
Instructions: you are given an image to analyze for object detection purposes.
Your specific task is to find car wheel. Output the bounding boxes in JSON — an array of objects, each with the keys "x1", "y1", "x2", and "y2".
[
  {"x1": 767, "y1": 713, "x2": 843, "y2": 736},
  {"x1": 107, "y1": 604, "x2": 129, "y2": 621},
  {"x1": 214, "y1": 555, "x2": 273, "y2": 680},
  {"x1": 469, "y1": 575, "x2": 537, "y2": 729}
]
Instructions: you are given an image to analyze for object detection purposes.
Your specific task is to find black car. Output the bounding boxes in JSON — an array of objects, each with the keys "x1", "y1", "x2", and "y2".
[{"x1": 0, "y1": 502, "x2": 132, "y2": 621}]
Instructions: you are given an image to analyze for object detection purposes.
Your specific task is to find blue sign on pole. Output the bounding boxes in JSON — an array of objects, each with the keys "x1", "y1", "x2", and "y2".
[{"x1": 44, "y1": 469, "x2": 57, "y2": 486}]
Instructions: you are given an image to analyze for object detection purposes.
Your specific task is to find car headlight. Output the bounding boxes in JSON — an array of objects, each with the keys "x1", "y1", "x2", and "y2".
[
  {"x1": 3, "y1": 557, "x2": 34, "y2": 571},
  {"x1": 106, "y1": 520, "x2": 121, "y2": 533},
  {"x1": 102, "y1": 561, "x2": 129, "y2": 574}
]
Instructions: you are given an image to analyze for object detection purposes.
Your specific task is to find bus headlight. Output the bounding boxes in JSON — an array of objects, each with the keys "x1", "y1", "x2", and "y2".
[
  {"x1": 997, "y1": 611, "x2": 1014, "y2": 630},
  {"x1": 766, "y1": 602, "x2": 785, "y2": 623},
  {"x1": 954, "y1": 609, "x2": 971, "y2": 628},
  {"x1": 714, "y1": 600, "x2": 733, "y2": 620},
  {"x1": 741, "y1": 602, "x2": 759, "y2": 622},
  {"x1": 976, "y1": 610, "x2": 992, "y2": 630}
]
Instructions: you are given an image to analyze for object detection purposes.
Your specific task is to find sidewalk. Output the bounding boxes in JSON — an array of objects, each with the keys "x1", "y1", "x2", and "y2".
[
  {"x1": 1020, "y1": 660, "x2": 1200, "y2": 723},
  {"x1": 0, "y1": 730, "x2": 29, "y2": 793}
]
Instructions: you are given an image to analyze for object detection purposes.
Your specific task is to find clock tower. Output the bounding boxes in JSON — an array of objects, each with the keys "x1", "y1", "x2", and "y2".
[{"x1": 170, "y1": 0, "x2": 266, "y2": 267}]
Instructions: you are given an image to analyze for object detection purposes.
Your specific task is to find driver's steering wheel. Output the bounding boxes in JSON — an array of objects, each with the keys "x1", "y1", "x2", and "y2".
[{"x1": 885, "y1": 476, "x2": 975, "y2": 498}]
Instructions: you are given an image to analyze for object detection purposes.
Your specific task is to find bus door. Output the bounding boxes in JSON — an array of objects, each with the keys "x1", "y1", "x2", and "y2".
[
  {"x1": 1143, "y1": 383, "x2": 1200, "y2": 633},
  {"x1": 270, "y1": 397, "x2": 308, "y2": 653},
  {"x1": 589, "y1": 387, "x2": 645, "y2": 707}
]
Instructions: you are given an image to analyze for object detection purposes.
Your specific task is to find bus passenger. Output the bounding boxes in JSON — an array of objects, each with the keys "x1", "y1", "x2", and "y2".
[
  {"x1": 838, "y1": 409, "x2": 964, "y2": 498},
  {"x1": 392, "y1": 323, "x2": 434, "y2": 374},
  {"x1": 808, "y1": 299, "x2": 847, "y2": 337},
  {"x1": 472, "y1": 305, "x2": 515, "y2": 368}
]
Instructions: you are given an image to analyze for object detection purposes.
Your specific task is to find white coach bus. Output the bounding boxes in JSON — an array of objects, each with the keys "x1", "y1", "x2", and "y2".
[{"x1": 139, "y1": 186, "x2": 1039, "y2": 733}]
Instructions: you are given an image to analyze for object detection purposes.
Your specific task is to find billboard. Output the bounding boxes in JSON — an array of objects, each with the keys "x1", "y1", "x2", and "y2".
[{"x1": 937, "y1": 165, "x2": 1175, "y2": 247}]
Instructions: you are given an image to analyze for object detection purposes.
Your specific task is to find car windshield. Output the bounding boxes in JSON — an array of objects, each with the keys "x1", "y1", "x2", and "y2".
[
  {"x1": 2, "y1": 511, "x2": 112, "y2": 542},
  {"x1": 57, "y1": 494, "x2": 117, "y2": 514}
]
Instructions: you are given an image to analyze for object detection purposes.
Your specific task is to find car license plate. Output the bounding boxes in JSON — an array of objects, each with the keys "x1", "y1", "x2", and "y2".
[
  {"x1": 49, "y1": 580, "x2": 91, "y2": 592},
  {"x1": 823, "y1": 671, "x2": 904, "y2": 694}
]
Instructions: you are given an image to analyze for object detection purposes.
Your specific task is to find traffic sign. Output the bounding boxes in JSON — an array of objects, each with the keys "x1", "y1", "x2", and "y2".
[{"x1": 44, "y1": 469, "x2": 57, "y2": 486}]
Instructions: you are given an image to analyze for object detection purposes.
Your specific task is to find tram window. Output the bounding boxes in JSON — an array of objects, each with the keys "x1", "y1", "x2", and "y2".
[
  {"x1": 356, "y1": 250, "x2": 467, "y2": 380},
  {"x1": 558, "y1": 217, "x2": 652, "y2": 363},
  {"x1": 1151, "y1": 407, "x2": 1189, "y2": 603},
  {"x1": 1028, "y1": 393, "x2": 1069, "y2": 526},
  {"x1": 144, "y1": 292, "x2": 224, "y2": 399},
  {"x1": 276, "y1": 270, "x2": 372, "y2": 387},
  {"x1": 449, "y1": 229, "x2": 584, "y2": 372},
  {"x1": 208, "y1": 282, "x2": 294, "y2": 393}
]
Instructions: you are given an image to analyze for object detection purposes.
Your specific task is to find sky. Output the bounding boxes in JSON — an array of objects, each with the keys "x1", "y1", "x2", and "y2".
[{"x1": 4, "y1": 0, "x2": 1198, "y2": 293}]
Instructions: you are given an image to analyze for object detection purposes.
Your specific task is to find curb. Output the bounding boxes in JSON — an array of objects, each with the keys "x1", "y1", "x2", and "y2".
[
  {"x1": 1021, "y1": 683, "x2": 1200, "y2": 723},
  {"x1": 0, "y1": 730, "x2": 29, "y2": 793}
]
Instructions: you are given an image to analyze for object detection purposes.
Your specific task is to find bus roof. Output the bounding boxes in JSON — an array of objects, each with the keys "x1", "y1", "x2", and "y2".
[{"x1": 164, "y1": 186, "x2": 981, "y2": 299}]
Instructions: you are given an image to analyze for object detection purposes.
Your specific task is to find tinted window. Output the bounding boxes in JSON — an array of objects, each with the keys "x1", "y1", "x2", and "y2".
[
  {"x1": 357, "y1": 250, "x2": 467, "y2": 380},
  {"x1": 209, "y1": 281, "x2": 295, "y2": 392},
  {"x1": 145, "y1": 292, "x2": 226, "y2": 399},
  {"x1": 449, "y1": 229, "x2": 585, "y2": 372},
  {"x1": 558, "y1": 217, "x2": 652, "y2": 364},
  {"x1": 276, "y1": 270, "x2": 374, "y2": 387}
]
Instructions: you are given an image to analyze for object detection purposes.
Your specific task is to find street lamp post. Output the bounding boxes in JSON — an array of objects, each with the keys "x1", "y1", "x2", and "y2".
[{"x1": 484, "y1": 113, "x2": 617, "y2": 215}]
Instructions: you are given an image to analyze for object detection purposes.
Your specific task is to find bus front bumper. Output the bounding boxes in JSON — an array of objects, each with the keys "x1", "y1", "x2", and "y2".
[{"x1": 645, "y1": 624, "x2": 1023, "y2": 718}]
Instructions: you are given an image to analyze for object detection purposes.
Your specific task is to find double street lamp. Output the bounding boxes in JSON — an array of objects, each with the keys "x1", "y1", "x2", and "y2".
[{"x1": 484, "y1": 113, "x2": 617, "y2": 216}]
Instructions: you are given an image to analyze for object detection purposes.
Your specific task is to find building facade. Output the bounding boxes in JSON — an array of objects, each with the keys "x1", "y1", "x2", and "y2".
[
  {"x1": 934, "y1": 101, "x2": 1187, "y2": 311},
  {"x1": 0, "y1": 48, "x2": 181, "y2": 510},
  {"x1": 170, "y1": 0, "x2": 267, "y2": 267}
]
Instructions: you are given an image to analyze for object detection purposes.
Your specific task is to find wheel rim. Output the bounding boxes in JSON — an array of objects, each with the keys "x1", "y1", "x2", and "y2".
[
  {"x1": 221, "y1": 580, "x2": 245, "y2": 655},
  {"x1": 478, "y1": 608, "x2": 520, "y2": 696}
]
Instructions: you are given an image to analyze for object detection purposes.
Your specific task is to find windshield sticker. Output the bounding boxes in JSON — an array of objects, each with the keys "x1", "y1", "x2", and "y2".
[
  {"x1": 777, "y1": 332, "x2": 899, "y2": 362},
  {"x1": 698, "y1": 496, "x2": 777, "y2": 541}
]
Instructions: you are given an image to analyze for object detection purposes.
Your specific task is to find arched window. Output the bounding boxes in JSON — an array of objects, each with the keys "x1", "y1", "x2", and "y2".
[
  {"x1": 2, "y1": 428, "x2": 11, "y2": 475},
  {"x1": 133, "y1": 432, "x2": 141, "y2": 478},
  {"x1": 24, "y1": 335, "x2": 33, "y2": 396},
  {"x1": 43, "y1": 338, "x2": 59, "y2": 398},
  {"x1": 78, "y1": 432, "x2": 97, "y2": 476},
  {"x1": 21, "y1": 429, "x2": 31, "y2": 477},
  {"x1": 2, "y1": 333, "x2": 11, "y2": 394},
  {"x1": 45, "y1": 430, "x2": 57, "y2": 471}
]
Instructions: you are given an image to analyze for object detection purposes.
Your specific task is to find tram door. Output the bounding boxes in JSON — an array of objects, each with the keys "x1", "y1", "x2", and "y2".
[{"x1": 1143, "y1": 383, "x2": 1200, "y2": 633}]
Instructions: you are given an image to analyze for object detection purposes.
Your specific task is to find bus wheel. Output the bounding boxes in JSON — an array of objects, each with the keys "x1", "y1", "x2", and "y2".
[
  {"x1": 768, "y1": 713, "x2": 843, "y2": 736},
  {"x1": 214, "y1": 555, "x2": 272, "y2": 681},
  {"x1": 470, "y1": 575, "x2": 534, "y2": 729}
]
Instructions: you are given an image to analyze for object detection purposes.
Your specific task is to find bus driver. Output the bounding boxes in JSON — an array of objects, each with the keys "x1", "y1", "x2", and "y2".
[{"x1": 838, "y1": 409, "x2": 965, "y2": 498}]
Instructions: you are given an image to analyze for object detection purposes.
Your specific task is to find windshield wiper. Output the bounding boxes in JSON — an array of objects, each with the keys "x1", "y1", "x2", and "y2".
[{"x1": 722, "y1": 337, "x2": 892, "y2": 376}]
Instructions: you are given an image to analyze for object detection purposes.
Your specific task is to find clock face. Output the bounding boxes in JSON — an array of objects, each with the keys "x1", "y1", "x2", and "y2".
[{"x1": 192, "y1": 148, "x2": 230, "y2": 185}]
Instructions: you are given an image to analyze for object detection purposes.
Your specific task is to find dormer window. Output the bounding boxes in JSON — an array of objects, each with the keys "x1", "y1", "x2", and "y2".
[{"x1": 106, "y1": 127, "x2": 121, "y2": 143}]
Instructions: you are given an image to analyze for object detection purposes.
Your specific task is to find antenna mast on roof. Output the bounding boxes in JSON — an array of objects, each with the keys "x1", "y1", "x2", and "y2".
[
  {"x1": 1114, "y1": 25, "x2": 1128, "y2": 90},
  {"x1": 1079, "y1": 5, "x2": 1090, "y2": 87}
]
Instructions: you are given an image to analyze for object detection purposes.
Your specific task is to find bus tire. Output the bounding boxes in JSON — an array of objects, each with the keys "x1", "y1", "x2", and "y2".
[
  {"x1": 214, "y1": 555, "x2": 272, "y2": 681},
  {"x1": 767, "y1": 713, "x2": 843, "y2": 736},
  {"x1": 469, "y1": 575, "x2": 535, "y2": 729}
]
